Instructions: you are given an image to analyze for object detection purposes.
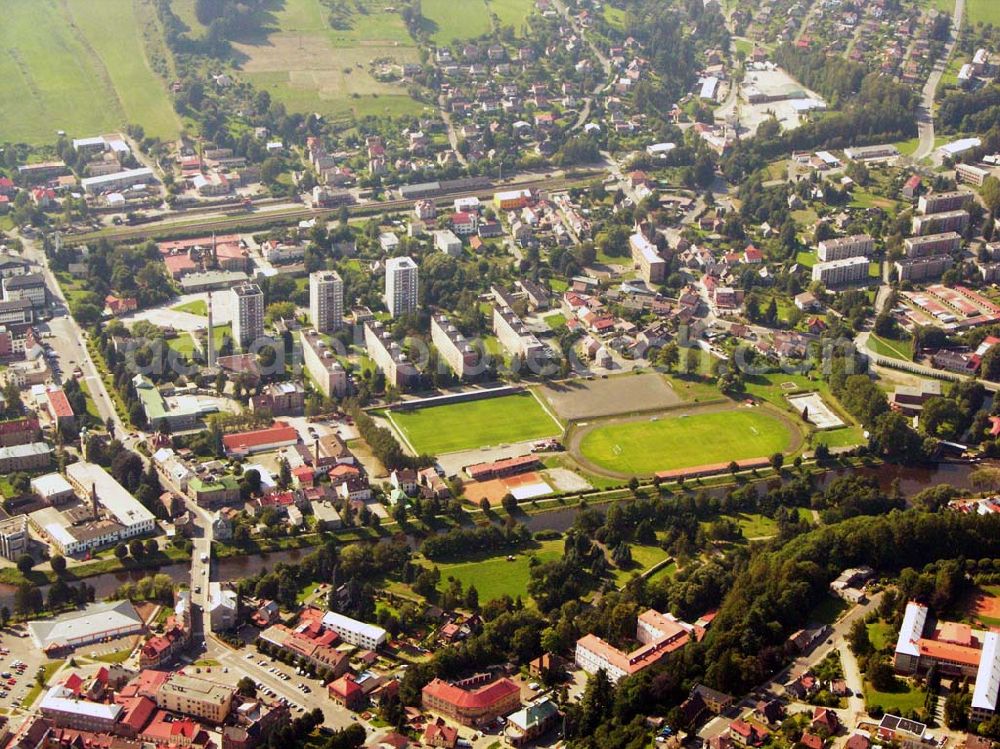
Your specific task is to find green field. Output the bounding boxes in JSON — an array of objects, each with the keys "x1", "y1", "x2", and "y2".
[
  {"x1": 486, "y1": 0, "x2": 536, "y2": 31},
  {"x1": 387, "y1": 392, "x2": 562, "y2": 455},
  {"x1": 864, "y1": 679, "x2": 925, "y2": 714},
  {"x1": 172, "y1": 299, "x2": 207, "y2": 316},
  {"x1": 578, "y1": 408, "x2": 794, "y2": 475},
  {"x1": 420, "y1": 0, "x2": 493, "y2": 42},
  {"x1": 234, "y1": 0, "x2": 425, "y2": 123},
  {"x1": 869, "y1": 334, "x2": 913, "y2": 361},
  {"x1": 867, "y1": 621, "x2": 896, "y2": 651},
  {"x1": 966, "y1": 0, "x2": 1000, "y2": 26},
  {"x1": 0, "y1": 0, "x2": 180, "y2": 145},
  {"x1": 425, "y1": 539, "x2": 564, "y2": 604},
  {"x1": 543, "y1": 312, "x2": 567, "y2": 329},
  {"x1": 815, "y1": 426, "x2": 865, "y2": 448}
]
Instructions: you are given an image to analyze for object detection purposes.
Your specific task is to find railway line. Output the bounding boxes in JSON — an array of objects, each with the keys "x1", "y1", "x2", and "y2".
[{"x1": 63, "y1": 171, "x2": 603, "y2": 245}]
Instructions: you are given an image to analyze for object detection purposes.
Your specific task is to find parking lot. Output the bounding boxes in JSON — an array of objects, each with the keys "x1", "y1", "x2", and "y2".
[
  {"x1": 0, "y1": 626, "x2": 54, "y2": 714},
  {"x1": 212, "y1": 643, "x2": 362, "y2": 731}
]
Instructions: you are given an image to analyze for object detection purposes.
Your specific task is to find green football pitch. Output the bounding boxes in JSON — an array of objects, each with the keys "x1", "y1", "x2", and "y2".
[
  {"x1": 578, "y1": 408, "x2": 793, "y2": 475},
  {"x1": 387, "y1": 392, "x2": 561, "y2": 455}
]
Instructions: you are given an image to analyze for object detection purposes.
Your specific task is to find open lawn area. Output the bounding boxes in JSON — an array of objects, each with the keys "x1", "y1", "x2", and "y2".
[
  {"x1": 796, "y1": 250, "x2": 818, "y2": 268},
  {"x1": 423, "y1": 539, "x2": 564, "y2": 604},
  {"x1": 166, "y1": 333, "x2": 197, "y2": 358},
  {"x1": 386, "y1": 391, "x2": 562, "y2": 454},
  {"x1": 868, "y1": 621, "x2": 896, "y2": 651},
  {"x1": 0, "y1": 0, "x2": 181, "y2": 145},
  {"x1": 578, "y1": 407, "x2": 794, "y2": 475},
  {"x1": 612, "y1": 543, "x2": 673, "y2": 587},
  {"x1": 172, "y1": 299, "x2": 207, "y2": 316},
  {"x1": 865, "y1": 679, "x2": 925, "y2": 714},
  {"x1": 869, "y1": 334, "x2": 913, "y2": 361},
  {"x1": 543, "y1": 312, "x2": 567, "y2": 329},
  {"x1": 814, "y1": 426, "x2": 865, "y2": 448}
]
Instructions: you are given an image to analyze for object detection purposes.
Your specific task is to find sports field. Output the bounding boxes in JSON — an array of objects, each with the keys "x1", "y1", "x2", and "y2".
[
  {"x1": 0, "y1": 0, "x2": 180, "y2": 145},
  {"x1": 233, "y1": 0, "x2": 426, "y2": 122},
  {"x1": 578, "y1": 408, "x2": 794, "y2": 475},
  {"x1": 387, "y1": 392, "x2": 562, "y2": 455}
]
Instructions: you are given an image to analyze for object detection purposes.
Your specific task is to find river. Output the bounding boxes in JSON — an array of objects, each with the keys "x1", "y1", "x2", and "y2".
[{"x1": 7, "y1": 460, "x2": 984, "y2": 612}]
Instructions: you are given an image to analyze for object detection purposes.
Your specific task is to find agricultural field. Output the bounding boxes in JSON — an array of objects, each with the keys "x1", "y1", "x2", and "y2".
[
  {"x1": 0, "y1": 0, "x2": 180, "y2": 145},
  {"x1": 421, "y1": 539, "x2": 565, "y2": 604},
  {"x1": 232, "y1": 0, "x2": 427, "y2": 123},
  {"x1": 418, "y1": 0, "x2": 492, "y2": 43},
  {"x1": 577, "y1": 407, "x2": 795, "y2": 475},
  {"x1": 386, "y1": 391, "x2": 562, "y2": 455},
  {"x1": 485, "y1": 0, "x2": 536, "y2": 33}
]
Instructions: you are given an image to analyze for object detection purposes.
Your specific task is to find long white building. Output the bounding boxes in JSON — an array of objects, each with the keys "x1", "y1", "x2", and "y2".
[
  {"x1": 321, "y1": 610, "x2": 387, "y2": 649},
  {"x1": 300, "y1": 330, "x2": 348, "y2": 397},
  {"x1": 431, "y1": 314, "x2": 479, "y2": 379},
  {"x1": 817, "y1": 234, "x2": 874, "y2": 262},
  {"x1": 364, "y1": 320, "x2": 418, "y2": 388},
  {"x1": 811, "y1": 256, "x2": 869, "y2": 286},
  {"x1": 80, "y1": 167, "x2": 155, "y2": 195},
  {"x1": 493, "y1": 304, "x2": 545, "y2": 360},
  {"x1": 65, "y1": 462, "x2": 156, "y2": 538}
]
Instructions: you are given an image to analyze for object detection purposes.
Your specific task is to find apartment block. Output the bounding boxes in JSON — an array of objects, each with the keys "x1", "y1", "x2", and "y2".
[
  {"x1": 912, "y1": 210, "x2": 970, "y2": 237},
  {"x1": 918, "y1": 190, "x2": 970, "y2": 215},
  {"x1": 385, "y1": 256, "x2": 419, "y2": 317},
  {"x1": 300, "y1": 330, "x2": 348, "y2": 397},
  {"x1": 309, "y1": 270, "x2": 344, "y2": 332},
  {"x1": 817, "y1": 234, "x2": 874, "y2": 262},
  {"x1": 629, "y1": 232, "x2": 666, "y2": 284},
  {"x1": 894, "y1": 255, "x2": 954, "y2": 283},
  {"x1": 230, "y1": 282, "x2": 264, "y2": 350},
  {"x1": 157, "y1": 672, "x2": 235, "y2": 724},
  {"x1": 431, "y1": 314, "x2": 479, "y2": 379},
  {"x1": 903, "y1": 232, "x2": 962, "y2": 258},
  {"x1": 364, "y1": 320, "x2": 418, "y2": 388},
  {"x1": 956, "y1": 163, "x2": 993, "y2": 187},
  {"x1": 493, "y1": 304, "x2": 545, "y2": 360},
  {"x1": 811, "y1": 256, "x2": 870, "y2": 287}
]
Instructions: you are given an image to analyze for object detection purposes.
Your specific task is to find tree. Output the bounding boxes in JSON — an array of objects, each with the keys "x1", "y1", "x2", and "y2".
[
  {"x1": 16, "y1": 555, "x2": 33, "y2": 575},
  {"x1": 868, "y1": 658, "x2": 898, "y2": 692},
  {"x1": 464, "y1": 585, "x2": 479, "y2": 612},
  {"x1": 873, "y1": 312, "x2": 900, "y2": 340},
  {"x1": 50, "y1": 555, "x2": 67, "y2": 576},
  {"x1": 129, "y1": 539, "x2": 145, "y2": 559},
  {"x1": 944, "y1": 690, "x2": 971, "y2": 730},
  {"x1": 114, "y1": 543, "x2": 129, "y2": 561},
  {"x1": 770, "y1": 453, "x2": 784, "y2": 471},
  {"x1": 847, "y1": 618, "x2": 872, "y2": 656},
  {"x1": 236, "y1": 676, "x2": 257, "y2": 697},
  {"x1": 501, "y1": 493, "x2": 518, "y2": 514}
]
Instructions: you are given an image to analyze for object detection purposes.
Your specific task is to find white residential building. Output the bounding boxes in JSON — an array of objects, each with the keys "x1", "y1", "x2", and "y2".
[
  {"x1": 321, "y1": 610, "x2": 388, "y2": 649},
  {"x1": 385, "y1": 256, "x2": 419, "y2": 317},
  {"x1": 309, "y1": 270, "x2": 344, "y2": 332},
  {"x1": 230, "y1": 282, "x2": 264, "y2": 350}
]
